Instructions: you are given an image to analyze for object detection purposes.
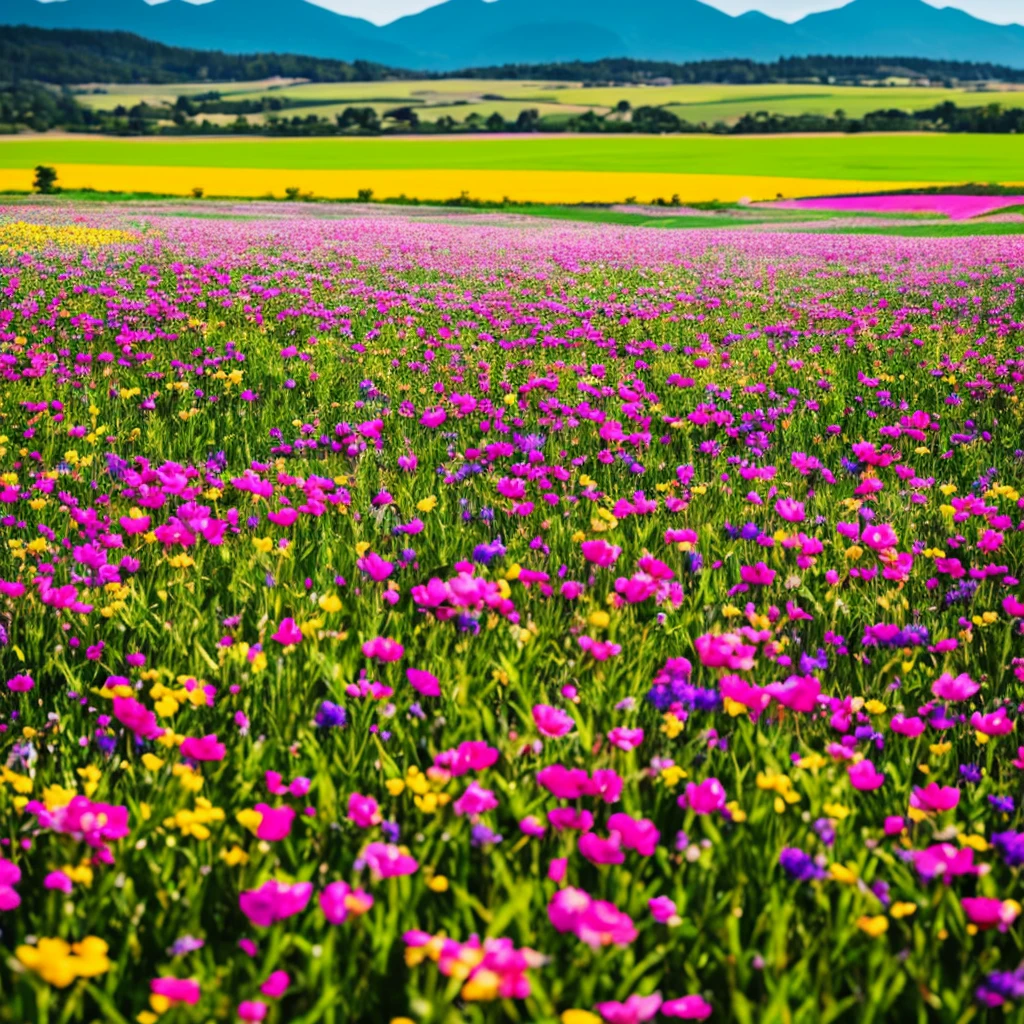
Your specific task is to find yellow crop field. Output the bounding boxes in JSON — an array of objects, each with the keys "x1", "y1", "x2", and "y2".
[{"x1": 0, "y1": 164, "x2": 950, "y2": 204}]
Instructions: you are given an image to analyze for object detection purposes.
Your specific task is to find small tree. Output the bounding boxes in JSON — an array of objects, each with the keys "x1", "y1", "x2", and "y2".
[
  {"x1": 191, "y1": 187, "x2": 204, "y2": 199},
  {"x1": 33, "y1": 165, "x2": 58, "y2": 194},
  {"x1": 357, "y1": 188, "x2": 374, "y2": 202}
]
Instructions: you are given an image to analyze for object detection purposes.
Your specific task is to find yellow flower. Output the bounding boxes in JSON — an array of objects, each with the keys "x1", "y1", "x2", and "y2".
[
  {"x1": 890, "y1": 902, "x2": 917, "y2": 919},
  {"x1": 660, "y1": 765, "x2": 687, "y2": 788},
  {"x1": 958, "y1": 834, "x2": 989, "y2": 852},
  {"x1": 562, "y1": 1012, "x2": 602, "y2": 1024},
  {"x1": 16, "y1": 936, "x2": 110, "y2": 987},
  {"x1": 252, "y1": 536, "x2": 273, "y2": 553},
  {"x1": 427, "y1": 874, "x2": 449, "y2": 892},
  {"x1": 660, "y1": 713, "x2": 684, "y2": 739},
  {"x1": 822, "y1": 802, "x2": 851, "y2": 820},
  {"x1": 17, "y1": 939, "x2": 78, "y2": 988},
  {"x1": 385, "y1": 778, "x2": 406, "y2": 796},
  {"x1": 319, "y1": 593, "x2": 342, "y2": 613},
  {"x1": 236, "y1": 808, "x2": 263, "y2": 834},
  {"x1": 856, "y1": 915, "x2": 889, "y2": 937},
  {"x1": 863, "y1": 700, "x2": 887, "y2": 715},
  {"x1": 220, "y1": 845, "x2": 249, "y2": 867},
  {"x1": 417, "y1": 495, "x2": 438, "y2": 513},
  {"x1": 461, "y1": 968, "x2": 500, "y2": 1001},
  {"x1": 830, "y1": 863, "x2": 858, "y2": 885},
  {"x1": 588, "y1": 610, "x2": 610, "y2": 629}
]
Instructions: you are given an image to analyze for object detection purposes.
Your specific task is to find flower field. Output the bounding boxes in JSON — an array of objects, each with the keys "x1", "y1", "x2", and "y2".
[{"x1": 3, "y1": 203, "x2": 1024, "y2": 1023}]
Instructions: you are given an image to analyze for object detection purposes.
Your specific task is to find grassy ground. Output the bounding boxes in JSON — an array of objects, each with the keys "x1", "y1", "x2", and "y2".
[{"x1": 3, "y1": 135, "x2": 1024, "y2": 181}]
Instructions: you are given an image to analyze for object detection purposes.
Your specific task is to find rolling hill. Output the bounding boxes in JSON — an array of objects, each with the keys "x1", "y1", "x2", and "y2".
[{"x1": 4, "y1": 0, "x2": 1024, "y2": 69}]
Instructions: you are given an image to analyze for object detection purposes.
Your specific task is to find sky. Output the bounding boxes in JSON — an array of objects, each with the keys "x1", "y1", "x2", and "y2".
[{"x1": 299, "y1": 0, "x2": 1024, "y2": 24}]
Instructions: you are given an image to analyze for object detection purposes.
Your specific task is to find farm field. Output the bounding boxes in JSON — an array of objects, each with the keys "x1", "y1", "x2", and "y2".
[
  {"x1": 3, "y1": 135, "x2": 1024, "y2": 204},
  {"x1": 70, "y1": 78, "x2": 1024, "y2": 126},
  {"x1": 3, "y1": 199, "x2": 1024, "y2": 1023}
]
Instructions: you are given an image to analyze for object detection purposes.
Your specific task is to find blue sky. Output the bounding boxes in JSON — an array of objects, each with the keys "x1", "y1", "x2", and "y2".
[{"x1": 302, "y1": 0, "x2": 1024, "y2": 24}]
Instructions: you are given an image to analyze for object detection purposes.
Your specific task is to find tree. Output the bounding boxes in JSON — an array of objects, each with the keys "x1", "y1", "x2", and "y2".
[
  {"x1": 33, "y1": 165, "x2": 58, "y2": 194},
  {"x1": 616, "y1": 99, "x2": 631, "y2": 113},
  {"x1": 383, "y1": 106, "x2": 418, "y2": 128},
  {"x1": 485, "y1": 112, "x2": 506, "y2": 132}
]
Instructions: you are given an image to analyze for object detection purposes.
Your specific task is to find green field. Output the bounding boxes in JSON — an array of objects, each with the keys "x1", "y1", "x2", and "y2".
[
  {"x1": 5, "y1": 135, "x2": 1024, "y2": 183},
  {"x1": 71, "y1": 78, "x2": 1024, "y2": 126}
]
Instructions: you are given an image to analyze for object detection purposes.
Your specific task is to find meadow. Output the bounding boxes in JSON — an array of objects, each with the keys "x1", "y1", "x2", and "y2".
[
  {"x1": 2, "y1": 200, "x2": 1024, "y2": 1023},
  {"x1": 70, "y1": 78, "x2": 1024, "y2": 127},
  {"x1": 3, "y1": 134, "x2": 1024, "y2": 204}
]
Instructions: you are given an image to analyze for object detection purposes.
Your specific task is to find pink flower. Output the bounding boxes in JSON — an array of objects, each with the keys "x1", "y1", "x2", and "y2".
[
  {"x1": 259, "y1": 971, "x2": 290, "y2": 998},
  {"x1": 578, "y1": 635, "x2": 622, "y2": 661},
  {"x1": 254, "y1": 804, "x2": 295, "y2": 841},
  {"x1": 765, "y1": 675, "x2": 820, "y2": 713},
  {"x1": 648, "y1": 895, "x2": 678, "y2": 923},
  {"x1": 548, "y1": 857, "x2": 567, "y2": 881},
  {"x1": 596, "y1": 993, "x2": 663, "y2": 1023},
  {"x1": 150, "y1": 978, "x2": 201, "y2": 1006},
  {"x1": 0, "y1": 857, "x2": 21, "y2": 910},
  {"x1": 607, "y1": 727, "x2": 644, "y2": 752},
  {"x1": 911, "y1": 844, "x2": 978, "y2": 883},
  {"x1": 681, "y1": 778, "x2": 727, "y2": 815},
  {"x1": 271, "y1": 617, "x2": 303, "y2": 645},
  {"x1": 357, "y1": 551, "x2": 394, "y2": 582},
  {"x1": 931, "y1": 672, "x2": 979, "y2": 701},
  {"x1": 361, "y1": 636, "x2": 404, "y2": 662},
  {"x1": 362, "y1": 842, "x2": 418, "y2": 878},
  {"x1": 884, "y1": 816, "x2": 906, "y2": 835},
  {"x1": 533, "y1": 704, "x2": 575, "y2": 738},
  {"x1": 608, "y1": 812, "x2": 659, "y2": 856},
  {"x1": 662, "y1": 995, "x2": 713, "y2": 1019},
  {"x1": 180, "y1": 734, "x2": 226, "y2": 762},
  {"x1": 848, "y1": 759, "x2": 885, "y2": 791},
  {"x1": 971, "y1": 709, "x2": 1014, "y2": 736},
  {"x1": 739, "y1": 562, "x2": 775, "y2": 586},
  {"x1": 775, "y1": 498, "x2": 805, "y2": 523},
  {"x1": 406, "y1": 667, "x2": 440, "y2": 697},
  {"x1": 43, "y1": 870, "x2": 72, "y2": 894},
  {"x1": 239, "y1": 880, "x2": 313, "y2": 928},
  {"x1": 320, "y1": 880, "x2": 374, "y2": 924},
  {"x1": 890, "y1": 714, "x2": 926, "y2": 737},
  {"x1": 238, "y1": 1002, "x2": 268, "y2": 1022},
  {"x1": 910, "y1": 783, "x2": 960, "y2": 813},
  {"x1": 579, "y1": 831, "x2": 626, "y2": 865},
  {"x1": 581, "y1": 539, "x2": 621, "y2": 568},
  {"x1": 6, "y1": 673, "x2": 33, "y2": 692},
  {"x1": 347, "y1": 793, "x2": 382, "y2": 829},
  {"x1": 861, "y1": 523, "x2": 898, "y2": 551},
  {"x1": 112, "y1": 696, "x2": 164, "y2": 740},
  {"x1": 453, "y1": 781, "x2": 499, "y2": 817},
  {"x1": 961, "y1": 896, "x2": 1020, "y2": 931}
]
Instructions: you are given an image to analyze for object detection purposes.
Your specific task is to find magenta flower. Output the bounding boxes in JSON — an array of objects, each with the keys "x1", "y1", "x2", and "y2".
[
  {"x1": 112, "y1": 696, "x2": 164, "y2": 740},
  {"x1": 253, "y1": 804, "x2": 295, "y2": 842},
  {"x1": 910, "y1": 783, "x2": 960, "y2": 813},
  {"x1": 971, "y1": 709, "x2": 1014, "y2": 736},
  {"x1": 362, "y1": 842, "x2": 418, "y2": 879},
  {"x1": 320, "y1": 880, "x2": 374, "y2": 924},
  {"x1": 406, "y1": 667, "x2": 441, "y2": 697},
  {"x1": 648, "y1": 895, "x2": 678, "y2": 923},
  {"x1": 150, "y1": 978, "x2": 201, "y2": 1006},
  {"x1": 239, "y1": 880, "x2": 313, "y2": 928},
  {"x1": 595, "y1": 992, "x2": 663, "y2": 1023},
  {"x1": 453, "y1": 781, "x2": 499, "y2": 817},
  {"x1": 6, "y1": 673, "x2": 33, "y2": 692},
  {"x1": 774, "y1": 498, "x2": 805, "y2": 522},
  {"x1": 607, "y1": 727, "x2": 644, "y2": 751},
  {"x1": 931, "y1": 672, "x2": 979, "y2": 701},
  {"x1": 579, "y1": 831, "x2": 626, "y2": 865},
  {"x1": 260, "y1": 971, "x2": 290, "y2": 998},
  {"x1": 662, "y1": 995, "x2": 713, "y2": 1019},
  {"x1": 238, "y1": 1002, "x2": 268, "y2": 1022},
  {"x1": 581, "y1": 539, "x2": 621, "y2": 568},
  {"x1": 271, "y1": 617, "x2": 303, "y2": 645},
  {"x1": 532, "y1": 704, "x2": 575, "y2": 738},
  {"x1": 357, "y1": 551, "x2": 394, "y2": 582},
  {"x1": 681, "y1": 778, "x2": 727, "y2": 815},
  {"x1": 739, "y1": 562, "x2": 776, "y2": 586},
  {"x1": 362, "y1": 636, "x2": 404, "y2": 662},
  {"x1": 347, "y1": 793, "x2": 382, "y2": 829},
  {"x1": 180, "y1": 734, "x2": 226, "y2": 762},
  {"x1": 848, "y1": 759, "x2": 885, "y2": 791},
  {"x1": 961, "y1": 896, "x2": 1020, "y2": 931},
  {"x1": 0, "y1": 858, "x2": 21, "y2": 910}
]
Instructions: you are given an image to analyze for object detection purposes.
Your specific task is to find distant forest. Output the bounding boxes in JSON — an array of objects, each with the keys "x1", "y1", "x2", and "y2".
[{"x1": 3, "y1": 25, "x2": 1024, "y2": 86}]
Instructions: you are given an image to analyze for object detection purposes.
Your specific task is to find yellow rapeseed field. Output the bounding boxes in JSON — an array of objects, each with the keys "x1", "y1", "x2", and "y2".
[
  {"x1": 0, "y1": 165, "x2": 949, "y2": 204},
  {"x1": 0, "y1": 221, "x2": 140, "y2": 249}
]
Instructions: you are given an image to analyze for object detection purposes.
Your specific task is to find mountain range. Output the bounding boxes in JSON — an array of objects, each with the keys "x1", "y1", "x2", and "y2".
[{"x1": 5, "y1": 0, "x2": 1024, "y2": 69}]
